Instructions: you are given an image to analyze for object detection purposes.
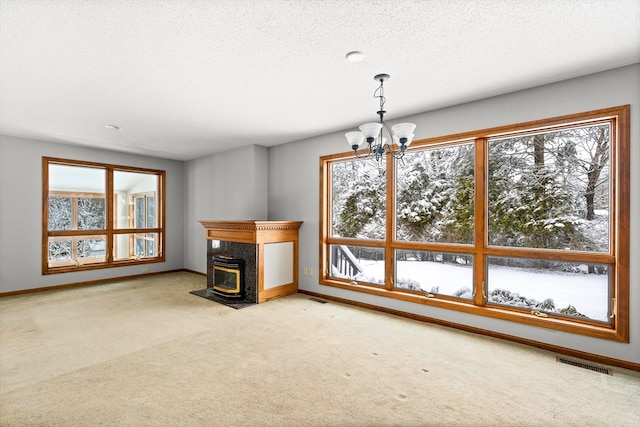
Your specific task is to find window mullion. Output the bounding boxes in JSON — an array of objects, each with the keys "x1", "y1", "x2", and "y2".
[
  {"x1": 106, "y1": 167, "x2": 113, "y2": 262},
  {"x1": 385, "y1": 152, "x2": 395, "y2": 290},
  {"x1": 474, "y1": 138, "x2": 487, "y2": 306},
  {"x1": 72, "y1": 196, "x2": 78, "y2": 230},
  {"x1": 71, "y1": 197, "x2": 79, "y2": 263}
]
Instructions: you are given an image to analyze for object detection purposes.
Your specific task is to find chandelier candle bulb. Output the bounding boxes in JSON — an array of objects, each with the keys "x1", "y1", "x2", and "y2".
[
  {"x1": 359, "y1": 123, "x2": 383, "y2": 141},
  {"x1": 345, "y1": 131, "x2": 365, "y2": 150},
  {"x1": 391, "y1": 123, "x2": 416, "y2": 146}
]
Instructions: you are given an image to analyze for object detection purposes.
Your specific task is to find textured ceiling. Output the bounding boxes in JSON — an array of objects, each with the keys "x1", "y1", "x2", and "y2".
[{"x1": 1, "y1": 0, "x2": 639, "y2": 161}]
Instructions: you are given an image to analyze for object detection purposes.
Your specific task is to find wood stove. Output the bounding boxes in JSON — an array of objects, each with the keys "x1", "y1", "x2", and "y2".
[
  {"x1": 192, "y1": 220, "x2": 303, "y2": 307},
  {"x1": 212, "y1": 256, "x2": 244, "y2": 299}
]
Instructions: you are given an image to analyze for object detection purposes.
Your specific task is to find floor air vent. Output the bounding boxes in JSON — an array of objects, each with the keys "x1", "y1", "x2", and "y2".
[
  {"x1": 556, "y1": 356, "x2": 612, "y2": 375},
  {"x1": 308, "y1": 297, "x2": 328, "y2": 304}
]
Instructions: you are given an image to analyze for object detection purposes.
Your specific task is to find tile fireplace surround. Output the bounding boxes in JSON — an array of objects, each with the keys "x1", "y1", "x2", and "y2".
[{"x1": 193, "y1": 220, "x2": 303, "y2": 308}]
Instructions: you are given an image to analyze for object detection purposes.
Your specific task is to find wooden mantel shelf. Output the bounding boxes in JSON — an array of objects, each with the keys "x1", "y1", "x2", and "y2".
[{"x1": 199, "y1": 220, "x2": 303, "y2": 244}]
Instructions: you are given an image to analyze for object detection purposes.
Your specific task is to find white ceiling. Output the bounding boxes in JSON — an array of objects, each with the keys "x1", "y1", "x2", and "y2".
[{"x1": 1, "y1": 0, "x2": 639, "y2": 161}]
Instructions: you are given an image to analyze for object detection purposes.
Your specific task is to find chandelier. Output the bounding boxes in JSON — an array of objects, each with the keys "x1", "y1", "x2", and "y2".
[{"x1": 345, "y1": 73, "x2": 416, "y2": 161}]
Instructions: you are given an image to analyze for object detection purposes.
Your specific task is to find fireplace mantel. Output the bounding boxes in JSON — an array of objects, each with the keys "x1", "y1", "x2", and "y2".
[
  {"x1": 198, "y1": 220, "x2": 303, "y2": 244},
  {"x1": 198, "y1": 220, "x2": 303, "y2": 304}
]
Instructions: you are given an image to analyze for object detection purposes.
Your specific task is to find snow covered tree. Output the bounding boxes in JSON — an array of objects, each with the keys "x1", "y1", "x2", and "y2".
[
  {"x1": 48, "y1": 196, "x2": 72, "y2": 230},
  {"x1": 48, "y1": 195, "x2": 106, "y2": 261},
  {"x1": 332, "y1": 158, "x2": 386, "y2": 239},
  {"x1": 77, "y1": 197, "x2": 106, "y2": 229},
  {"x1": 396, "y1": 143, "x2": 474, "y2": 243},
  {"x1": 440, "y1": 145, "x2": 475, "y2": 244},
  {"x1": 396, "y1": 159, "x2": 445, "y2": 240},
  {"x1": 487, "y1": 127, "x2": 609, "y2": 252}
]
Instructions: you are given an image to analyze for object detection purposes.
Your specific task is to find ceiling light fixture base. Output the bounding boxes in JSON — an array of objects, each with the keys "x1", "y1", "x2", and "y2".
[{"x1": 374, "y1": 73, "x2": 390, "y2": 83}]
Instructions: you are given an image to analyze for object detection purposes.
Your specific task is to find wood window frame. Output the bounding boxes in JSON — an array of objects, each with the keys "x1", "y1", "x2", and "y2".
[
  {"x1": 319, "y1": 105, "x2": 630, "y2": 342},
  {"x1": 43, "y1": 157, "x2": 166, "y2": 274}
]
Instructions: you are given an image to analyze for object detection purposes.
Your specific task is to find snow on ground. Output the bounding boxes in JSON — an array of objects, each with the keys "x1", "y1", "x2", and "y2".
[{"x1": 358, "y1": 260, "x2": 608, "y2": 321}]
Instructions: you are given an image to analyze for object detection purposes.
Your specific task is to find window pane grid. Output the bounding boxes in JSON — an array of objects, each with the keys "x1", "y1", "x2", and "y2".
[
  {"x1": 320, "y1": 106, "x2": 628, "y2": 340},
  {"x1": 329, "y1": 244, "x2": 385, "y2": 286},
  {"x1": 44, "y1": 158, "x2": 165, "y2": 274},
  {"x1": 394, "y1": 250, "x2": 474, "y2": 300},
  {"x1": 330, "y1": 158, "x2": 386, "y2": 240},
  {"x1": 396, "y1": 143, "x2": 475, "y2": 244},
  {"x1": 486, "y1": 256, "x2": 611, "y2": 323},
  {"x1": 487, "y1": 123, "x2": 610, "y2": 253}
]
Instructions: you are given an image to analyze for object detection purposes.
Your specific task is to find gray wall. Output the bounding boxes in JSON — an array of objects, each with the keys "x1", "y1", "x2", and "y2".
[
  {"x1": 183, "y1": 144, "x2": 268, "y2": 273},
  {"x1": 267, "y1": 64, "x2": 640, "y2": 364},
  {"x1": 1, "y1": 64, "x2": 637, "y2": 364},
  {"x1": 0, "y1": 135, "x2": 185, "y2": 292}
]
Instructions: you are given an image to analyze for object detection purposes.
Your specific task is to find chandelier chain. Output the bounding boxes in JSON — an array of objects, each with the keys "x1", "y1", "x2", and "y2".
[{"x1": 374, "y1": 80, "x2": 386, "y2": 120}]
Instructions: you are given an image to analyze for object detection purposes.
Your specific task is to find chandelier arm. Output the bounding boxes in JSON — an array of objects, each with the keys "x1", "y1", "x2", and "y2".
[
  {"x1": 383, "y1": 137, "x2": 408, "y2": 159},
  {"x1": 382, "y1": 121, "x2": 394, "y2": 142},
  {"x1": 353, "y1": 145, "x2": 373, "y2": 159},
  {"x1": 388, "y1": 148, "x2": 407, "y2": 160},
  {"x1": 350, "y1": 135, "x2": 377, "y2": 159},
  {"x1": 384, "y1": 143, "x2": 405, "y2": 158},
  {"x1": 380, "y1": 121, "x2": 406, "y2": 159}
]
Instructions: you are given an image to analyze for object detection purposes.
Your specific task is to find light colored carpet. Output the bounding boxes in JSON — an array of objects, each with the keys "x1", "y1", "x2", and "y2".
[{"x1": 1, "y1": 272, "x2": 639, "y2": 426}]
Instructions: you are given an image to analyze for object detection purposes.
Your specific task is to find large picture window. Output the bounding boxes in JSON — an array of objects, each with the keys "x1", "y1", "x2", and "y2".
[
  {"x1": 43, "y1": 158, "x2": 165, "y2": 274},
  {"x1": 320, "y1": 106, "x2": 629, "y2": 341}
]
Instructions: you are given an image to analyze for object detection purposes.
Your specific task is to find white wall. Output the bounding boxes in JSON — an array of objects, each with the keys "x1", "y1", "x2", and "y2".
[
  {"x1": 0, "y1": 135, "x2": 185, "y2": 292},
  {"x1": 267, "y1": 64, "x2": 640, "y2": 364},
  {"x1": 183, "y1": 144, "x2": 268, "y2": 273}
]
